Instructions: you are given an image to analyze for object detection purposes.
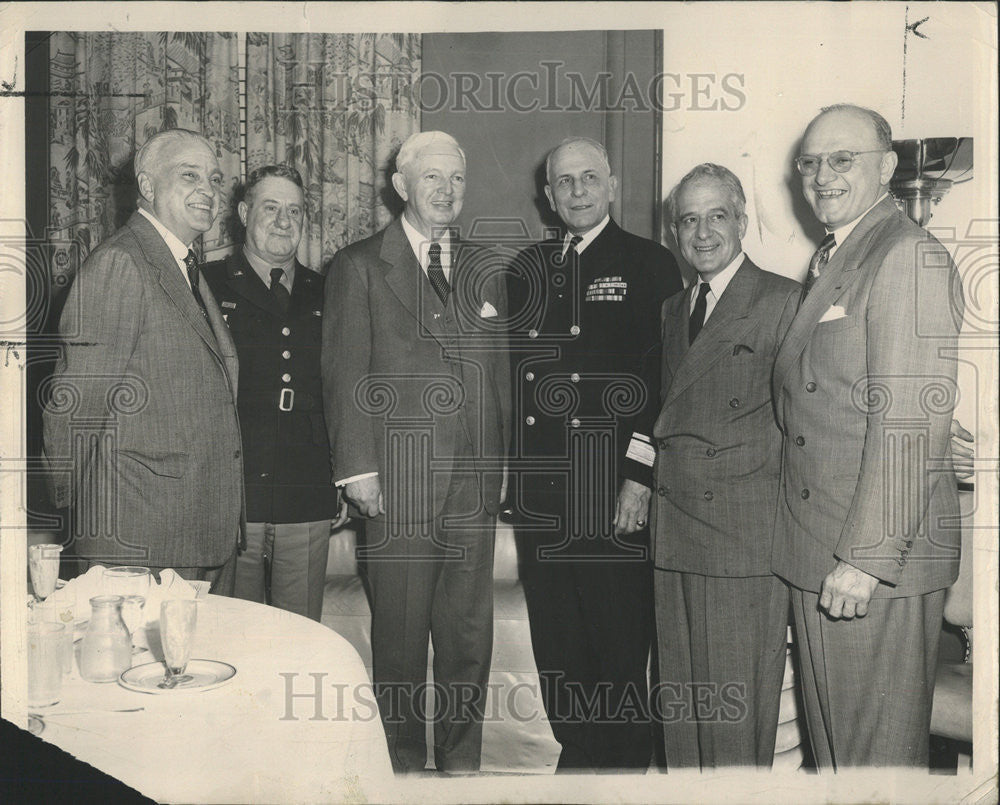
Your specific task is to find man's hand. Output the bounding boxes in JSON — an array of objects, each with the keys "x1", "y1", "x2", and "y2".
[
  {"x1": 343, "y1": 475, "x2": 384, "y2": 518},
  {"x1": 614, "y1": 479, "x2": 652, "y2": 535},
  {"x1": 950, "y1": 418, "x2": 975, "y2": 481},
  {"x1": 819, "y1": 560, "x2": 880, "y2": 619},
  {"x1": 331, "y1": 495, "x2": 351, "y2": 530}
]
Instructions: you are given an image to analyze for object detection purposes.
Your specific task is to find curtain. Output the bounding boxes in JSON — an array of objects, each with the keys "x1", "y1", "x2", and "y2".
[
  {"x1": 46, "y1": 31, "x2": 240, "y2": 281},
  {"x1": 245, "y1": 33, "x2": 421, "y2": 270}
]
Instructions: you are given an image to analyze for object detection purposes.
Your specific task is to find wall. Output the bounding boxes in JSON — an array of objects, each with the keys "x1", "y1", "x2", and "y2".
[{"x1": 660, "y1": 2, "x2": 996, "y2": 430}]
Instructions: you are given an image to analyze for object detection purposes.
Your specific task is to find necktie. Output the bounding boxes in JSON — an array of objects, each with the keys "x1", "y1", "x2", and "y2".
[
  {"x1": 803, "y1": 233, "x2": 836, "y2": 295},
  {"x1": 184, "y1": 249, "x2": 208, "y2": 317},
  {"x1": 568, "y1": 234, "x2": 582, "y2": 254},
  {"x1": 269, "y1": 267, "x2": 291, "y2": 315},
  {"x1": 688, "y1": 281, "x2": 711, "y2": 345},
  {"x1": 427, "y1": 242, "x2": 450, "y2": 305}
]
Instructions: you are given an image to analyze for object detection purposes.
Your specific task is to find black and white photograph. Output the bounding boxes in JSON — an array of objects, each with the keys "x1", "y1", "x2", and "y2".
[{"x1": 0, "y1": 2, "x2": 996, "y2": 803}]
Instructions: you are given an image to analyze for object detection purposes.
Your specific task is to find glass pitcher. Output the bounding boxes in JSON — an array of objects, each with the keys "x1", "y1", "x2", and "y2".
[{"x1": 79, "y1": 595, "x2": 132, "y2": 682}]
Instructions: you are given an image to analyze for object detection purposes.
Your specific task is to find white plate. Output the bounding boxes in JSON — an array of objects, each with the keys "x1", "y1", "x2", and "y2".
[{"x1": 118, "y1": 659, "x2": 236, "y2": 694}]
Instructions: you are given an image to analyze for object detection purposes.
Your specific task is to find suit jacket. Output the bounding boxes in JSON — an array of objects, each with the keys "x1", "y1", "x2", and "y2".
[
  {"x1": 650, "y1": 258, "x2": 801, "y2": 577},
  {"x1": 202, "y1": 252, "x2": 340, "y2": 523},
  {"x1": 43, "y1": 212, "x2": 244, "y2": 567},
  {"x1": 771, "y1": 197, "x2": 964, "y2": 596},
  {"x1": 322, "y1": 219, "x2": 510, "y2": 522},
  {"x1": 508, "y1": 219, "x2": 682, "y2": 524}
]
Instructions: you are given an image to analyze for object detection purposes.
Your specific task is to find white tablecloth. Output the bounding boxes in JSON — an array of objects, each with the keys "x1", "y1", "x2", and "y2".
[{"x1": 36, "y1": 594, "x2": 393, "y2": 802}]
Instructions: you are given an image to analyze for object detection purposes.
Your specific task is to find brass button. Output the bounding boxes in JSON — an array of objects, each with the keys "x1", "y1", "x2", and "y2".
[
  {"x1": 525, "y1": 371, "x2": 535, "y2": 381},
  {"x1": 704, "y1": 491, "x2": 714, "y2": 501},
  {"x1": 795, "y1": 436, "x2": 805, "y2": 446},
  {"x1": 801, "y1": 488, "x2": 810, "y2": 500},
  {"x1": 806, "y1": 381, "x2": 817, "y2": 392},
  {"x1": 570, "y1": 373, "x2": 580, "y2": 383},
  {"x1": 570, "y1": 418, "x2": 580, "y2": 428},
  {"x1": 569, "y1": 325, "x2": 580, "y2": 336},
  {"x1": 528, "y1": 329, "x2": 538, "y2": 339},
  {"x1": 282, "y1": 373, "x2": 291, "y2": 382},
  {"x1": 525, "y1": 416, "x2": 535, "y2": 425},
  {"x1": 282, "y1": 350, "x2": 291, "y2": 359},
  {"x1": 281, "y1": 327, "x2": 291, "y2": 336}
]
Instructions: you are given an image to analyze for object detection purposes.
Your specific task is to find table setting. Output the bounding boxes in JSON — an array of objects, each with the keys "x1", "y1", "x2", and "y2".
[{"x1": 25, "y1": 544, "x2": 393, "y2": 801}]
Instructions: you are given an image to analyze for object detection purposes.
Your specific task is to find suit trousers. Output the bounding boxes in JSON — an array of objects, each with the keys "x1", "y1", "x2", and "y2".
[
  {"x1": 519, "y1": 529, "x2": 654, "y2": 771},
  {"x1": 235, "y1": 520, "x2": 332, "y2": 621},
  {"x1": 788, "y1": 585, "x2": 945, "y2": 768},
  {"x1": 362, "y1": 459, "x2": 495, "y2": 774},
  {"x1": 654, "y1": 570, "x2": 788, "y2": 769}
]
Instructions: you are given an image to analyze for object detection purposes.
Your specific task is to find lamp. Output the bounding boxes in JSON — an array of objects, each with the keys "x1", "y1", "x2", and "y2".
[{"x1": 890, "y1": 137, "x2": 973, "y2": 226}]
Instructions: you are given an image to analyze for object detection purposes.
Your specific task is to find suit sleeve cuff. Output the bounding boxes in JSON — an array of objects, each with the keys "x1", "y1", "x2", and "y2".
[{"x1": 336, "y1": 471, "x2": 379, "y2": 487}]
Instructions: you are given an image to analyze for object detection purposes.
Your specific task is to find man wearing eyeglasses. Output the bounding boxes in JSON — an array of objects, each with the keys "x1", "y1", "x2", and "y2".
[{"x1": 772, "y1": 104, "x2": 964, "y2": 767}]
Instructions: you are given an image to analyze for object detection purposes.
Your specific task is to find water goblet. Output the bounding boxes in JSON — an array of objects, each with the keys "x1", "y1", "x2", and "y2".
[
  {"x1": 159, "y1": 599, "x2": 197, "y2": 688},
  {"x1": 28, "y1": 544, "x2": 61, "y2": 603},
  {"x1": 120, "y1": 595, "x2": 147, "y2": 656},
  {"x1": 103, "y1": 566, "x2": 151, "y2": 599}
]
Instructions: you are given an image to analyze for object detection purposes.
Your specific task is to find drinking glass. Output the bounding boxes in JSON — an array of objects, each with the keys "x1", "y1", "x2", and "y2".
[
  {"x1": 28, "y1": 544, "x2": 61, "y2": 603},
  {"x1": 103, "y1": 566, "x2": 151, "y2": 598},
  {"x1": 159, "y1": 599, "x2": 197, "y2": 687},
  {"x1": 28, "y1": 622, "x2": 65, "y2": 707}
]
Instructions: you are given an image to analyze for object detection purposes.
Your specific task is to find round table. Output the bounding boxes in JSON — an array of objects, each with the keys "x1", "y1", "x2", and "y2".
[{"x1": 34, "y1": 594, "x2": 393, "y2": 801}]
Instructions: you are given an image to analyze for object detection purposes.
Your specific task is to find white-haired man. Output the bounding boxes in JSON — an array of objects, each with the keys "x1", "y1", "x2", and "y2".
[
  {"x1": 322, "y1": 131, "x2": 510, "y2": 774},
  {"x1": 43, "y1": 128, "x2": 243, "y2": 592}
]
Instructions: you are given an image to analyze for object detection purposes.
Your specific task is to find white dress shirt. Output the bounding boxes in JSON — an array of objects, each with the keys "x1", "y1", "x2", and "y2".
[
  {"x1": 243, "y1": 246, "x2": 295, "y2": 292},
  {"x1": 401, "y1": 212, "x2": 454, "y2": 281},
  {"x1": 826, "y1": 192, "x2": 889, "y2": 259},
  {"x1": 561, "y1": 214, "x2": 610, "y2": 257},
  {"x1": 138, "y1": 207, "x2": 193, "y2": 288},
  {"x1": 689, "y1": 251, "x2": 745, "y2": 325}
]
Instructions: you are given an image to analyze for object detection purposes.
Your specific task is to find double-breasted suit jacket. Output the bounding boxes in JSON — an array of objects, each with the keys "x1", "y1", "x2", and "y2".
[
  {"x1": 202, "y1": 252, "x2": 339, "y2": 524},
  {"x1": 322, "y1": 218, "x2": 510, "y2": 523},
  {"x1": 651, "y1": 258, "x2": 801, "y2": 576},
  {"x1": 43, "y1": 212, "x2": 244, "y2": 567},
  {"x1": 771, "y1": 197, "x2": 964, "y2": 596}
]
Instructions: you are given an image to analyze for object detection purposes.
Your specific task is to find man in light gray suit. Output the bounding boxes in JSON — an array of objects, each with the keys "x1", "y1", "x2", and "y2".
[
  {"x1": 772, "y1": 104, "x2": 963, "y2": 767},
  {"x1": 651, "y1": 164, "x2": 800, "y2": 768},
  {"x1": 43, "y1": 128, "x2": 244, "y2": 593}
]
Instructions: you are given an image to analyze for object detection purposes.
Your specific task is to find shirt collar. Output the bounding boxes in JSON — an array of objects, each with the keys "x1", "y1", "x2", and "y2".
[
  {"x1": 828, "y1": 192, "x2": 889, "y2": 253},
  {"x1": 563, "y1": 214, "x2": 610, "y2": 256},
  {"x1": 695, "y1": 251, "x2": 744, "y2": 301},
  {"x1": 138, "y1": 207, "x2": 191, "y2": 263},
  {"x1": 242, "y1": 245, "x2": 296, "y2": 289},
  {"x1": 401, "y1": 212, "x2": 453, "y2": 271}
]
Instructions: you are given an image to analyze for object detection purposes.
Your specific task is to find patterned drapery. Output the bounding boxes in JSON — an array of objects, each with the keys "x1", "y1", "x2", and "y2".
[
  {"x1": 46, "y1": 31, "x2": 241, "y2": 281},
  {"x1": 245, "y1": 33, "x2": 422, "y2": 270}
]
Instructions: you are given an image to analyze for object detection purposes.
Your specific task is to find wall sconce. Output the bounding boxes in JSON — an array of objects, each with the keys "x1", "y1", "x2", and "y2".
[{"x1": 890, "y1": 137, "x2": 973, "y2": 226}]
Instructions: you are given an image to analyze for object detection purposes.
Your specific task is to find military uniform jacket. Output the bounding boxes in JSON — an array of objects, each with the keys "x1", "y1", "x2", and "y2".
[
  {"x1": 203, "y1": 252, "x2": 339, "y2": 524},
  {"x1": 508, "y1": 219, "x2": 682, "y2": 520},
  {"x1": 650, "y1": 259, "x2": 801, "y2": 577}
]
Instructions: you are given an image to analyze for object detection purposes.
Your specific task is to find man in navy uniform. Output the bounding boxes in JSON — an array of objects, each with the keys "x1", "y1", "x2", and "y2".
[
  {"x1": 203, "y1": 164, "x2": 344, "y2": 621},
  {"x1": 507, "y1": 137, "x2": 682, "y2": 770}
]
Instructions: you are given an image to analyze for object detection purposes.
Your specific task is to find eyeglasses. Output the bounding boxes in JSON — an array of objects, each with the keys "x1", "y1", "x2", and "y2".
[{"x1": 795, "y1": 150, "x2": 886, "y2": 176}]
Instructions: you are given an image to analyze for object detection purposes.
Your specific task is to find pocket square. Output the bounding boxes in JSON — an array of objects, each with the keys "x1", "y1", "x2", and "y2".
[
  {"x1": 733, "y1": 344, "x2": 755, "y2": 355},
  {"x1": 819, "y1": 304, "x2": 847, "y2": 323},
  {"x1": 480, "y1": 301, "x2": 498, "y2": 318}
]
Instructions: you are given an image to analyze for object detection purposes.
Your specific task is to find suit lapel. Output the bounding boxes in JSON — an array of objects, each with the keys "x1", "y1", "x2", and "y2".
[
  {"x1": 664, "y1": 259, "x2": 758, "y2": 407},
  {"x1": 772, "y1": 197, "x2": 896, "y2": 395},
  {"x1": 380, "y1": 219, "x2": 448, "y2": 344}
]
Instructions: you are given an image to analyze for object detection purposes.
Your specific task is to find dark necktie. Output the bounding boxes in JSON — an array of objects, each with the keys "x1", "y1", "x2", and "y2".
[
  {"x1": 688, "y1": 281, "x2": 711, "y2": 345},
  {"x1": 427, "y1": 242, "x2": 450, "y2": 305},
  {"x1": 803, "y1": 233, "x2": 836, "y2": 295},
  {"x1": 184, "y1": 249, "x2": 208, "y2": 317},
  {"x1": 568, "y1": 234, "x2": 582, "y2": 255},
  {"x1": 269, "y1": 267, "x2": 291, "y2": 315}
]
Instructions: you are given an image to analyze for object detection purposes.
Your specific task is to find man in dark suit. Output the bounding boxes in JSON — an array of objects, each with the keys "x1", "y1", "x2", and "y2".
[
  {"x1": 322, "y1": 131, "x2": 510, "y2": 773},
  {"x1": 507, "y1": 137, "x2": 682, "y2": 770},
  {"x1": 772, "y1": 104, "x2": 964, "y2": 766},
  {"x1": 203, "y1": 165, "x2": 346, "y2": 621},
  {"x1": 651, "y1": 164, "x2": 800, "y2": 768},
  {"x1": 43, "y1": 128, "x2": 243, "y2": 593}
]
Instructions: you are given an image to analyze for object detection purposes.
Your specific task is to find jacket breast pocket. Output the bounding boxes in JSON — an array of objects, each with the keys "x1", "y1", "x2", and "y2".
[{"x1": 816, "y1": 314, "x2": 860, "y2": 335}]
